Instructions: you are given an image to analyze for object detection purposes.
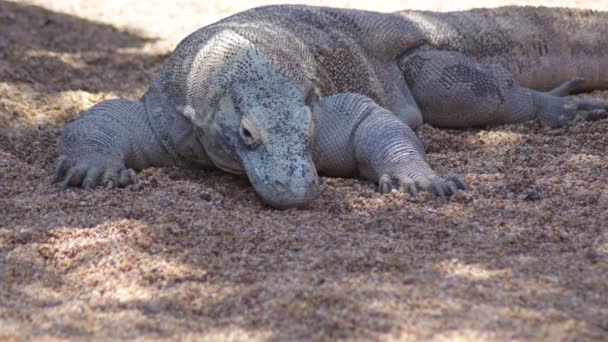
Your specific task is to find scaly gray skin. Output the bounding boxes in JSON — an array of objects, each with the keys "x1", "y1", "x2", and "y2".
[{"x1": 55, "y1": 5, "x2": 608, "y2": 208}]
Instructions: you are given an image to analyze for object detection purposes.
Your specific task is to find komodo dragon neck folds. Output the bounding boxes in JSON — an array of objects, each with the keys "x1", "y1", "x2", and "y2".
[{"x1": 55, "y1": 5, "x2": 608, "y2": 208}]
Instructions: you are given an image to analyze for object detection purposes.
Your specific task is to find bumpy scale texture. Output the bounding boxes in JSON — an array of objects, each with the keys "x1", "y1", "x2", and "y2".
[{"x1": 55, "y1": 5, "x2": 608, "y2": 208}]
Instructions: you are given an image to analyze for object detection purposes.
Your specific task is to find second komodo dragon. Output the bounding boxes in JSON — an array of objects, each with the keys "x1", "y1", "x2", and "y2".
[{"x1": 55, "y1": 5, "x2": 608, "y2": 208}]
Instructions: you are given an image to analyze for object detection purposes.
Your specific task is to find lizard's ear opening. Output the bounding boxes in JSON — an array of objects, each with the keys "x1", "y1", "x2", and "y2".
[
  {"x1": 180, "y1": 87, "x2": 230, "y2": 128},
  {"x1": 181, "y1": 105, "x2": 197, "y2": 122},
  {"x1": 178, "y1": 103, "x2": 209, "y2": 128}
]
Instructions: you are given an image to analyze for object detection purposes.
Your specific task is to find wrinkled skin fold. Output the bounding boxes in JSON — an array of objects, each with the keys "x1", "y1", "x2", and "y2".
[{"x1": 55, "y1": 5, "x2": 608, "y2": 208}]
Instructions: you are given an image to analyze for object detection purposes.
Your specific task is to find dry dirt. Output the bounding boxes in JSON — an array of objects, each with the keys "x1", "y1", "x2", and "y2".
[{"x1": 1, "y1": 0, "x2": 607, "y2": 340}]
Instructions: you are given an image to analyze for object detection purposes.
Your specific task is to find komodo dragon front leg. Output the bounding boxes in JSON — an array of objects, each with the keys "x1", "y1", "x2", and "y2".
[
  {"x1": 312, "y1": 93, "x2": 466, "y2": 197},
  {"x1": 399, "y1": 46, "x2": 608, "y2": 129},
  {"x1": 54, "y1": 99, "x2": 177, "y2": 189}
]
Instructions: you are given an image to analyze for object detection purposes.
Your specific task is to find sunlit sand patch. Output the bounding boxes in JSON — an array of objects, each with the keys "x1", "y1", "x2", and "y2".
[
  {"x1": 431, "y1": 328, "x2": 501, "y2": 341},
  {"x1": 565, "y1": 153, "x2": 603, "y2": 166},
  {"x1": 0, "y1": 82, "x2": 110, "y2": 125},
  {"x1": 471, "y1": 130, "x2": 523, "y2": 146},
  {"x1": 21, "y1": 48, "x2": 89, "y2": 68},
  {"x1": 179, "y1": 328, "x2": 273, "y2": 340},
  {"x1": 437, "y1": 259, "x2": 510, "y2": 281},
  {"x1": 33, "y1": 220, "x2": 212, "y2": 304}
]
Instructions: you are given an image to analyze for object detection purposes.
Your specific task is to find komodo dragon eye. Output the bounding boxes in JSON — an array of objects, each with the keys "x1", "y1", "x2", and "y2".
[{"x1": 240, "y1": 115, "x2": 261, "y2": 148}]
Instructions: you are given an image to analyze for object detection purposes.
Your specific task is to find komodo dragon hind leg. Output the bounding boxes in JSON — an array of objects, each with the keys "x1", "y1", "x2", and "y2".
[{"x1": 399, "y1": 46, "x2": 608, "y2": 129}]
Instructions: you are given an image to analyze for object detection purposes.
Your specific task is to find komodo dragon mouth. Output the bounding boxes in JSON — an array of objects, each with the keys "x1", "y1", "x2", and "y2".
[{"x1": 210, "y1": 157, "x2": 245, "y2": 175}]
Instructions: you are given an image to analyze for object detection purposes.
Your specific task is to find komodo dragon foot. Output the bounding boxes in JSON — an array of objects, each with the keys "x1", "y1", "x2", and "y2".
[
  {"x1": 313, "y1": 93, "x2": 466, "y2": 198},
  {"x1": 535, "y1": 77, "x2": 608, "y2": 128}
]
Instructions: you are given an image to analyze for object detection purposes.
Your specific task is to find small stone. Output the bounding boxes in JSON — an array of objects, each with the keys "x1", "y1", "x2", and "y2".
[
  {"x1": 524, "y1": 189, "x2": 543, "y2": 201},
  {"x1": 199, "y1": 191, "x2": 212, "y2": 201}
]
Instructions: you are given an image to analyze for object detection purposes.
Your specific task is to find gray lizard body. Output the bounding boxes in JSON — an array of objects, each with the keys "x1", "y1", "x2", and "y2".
[{"x1": 55, "y1": 5, "x2": 608, "y2": 208}]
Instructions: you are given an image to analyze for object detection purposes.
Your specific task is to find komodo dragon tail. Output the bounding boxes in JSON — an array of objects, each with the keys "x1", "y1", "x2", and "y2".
[{"x1": 394, "y1": 6, "x2": 608, "y2": 92}]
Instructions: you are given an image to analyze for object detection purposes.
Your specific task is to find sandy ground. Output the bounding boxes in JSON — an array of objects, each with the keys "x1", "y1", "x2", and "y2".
[{"x1": 1, "y1": 0, "x2": 607, "y2": 340}]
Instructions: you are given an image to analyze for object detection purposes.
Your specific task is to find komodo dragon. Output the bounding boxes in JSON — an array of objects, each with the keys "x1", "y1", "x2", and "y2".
[{"x1": 54, "y1": 5, "x2": 608, "y2": 208}]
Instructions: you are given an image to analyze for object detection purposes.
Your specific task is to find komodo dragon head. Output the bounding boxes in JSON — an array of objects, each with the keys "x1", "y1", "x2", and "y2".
[{"x1": 185, "y1": 38, "x2": 319, "y2": 208}]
